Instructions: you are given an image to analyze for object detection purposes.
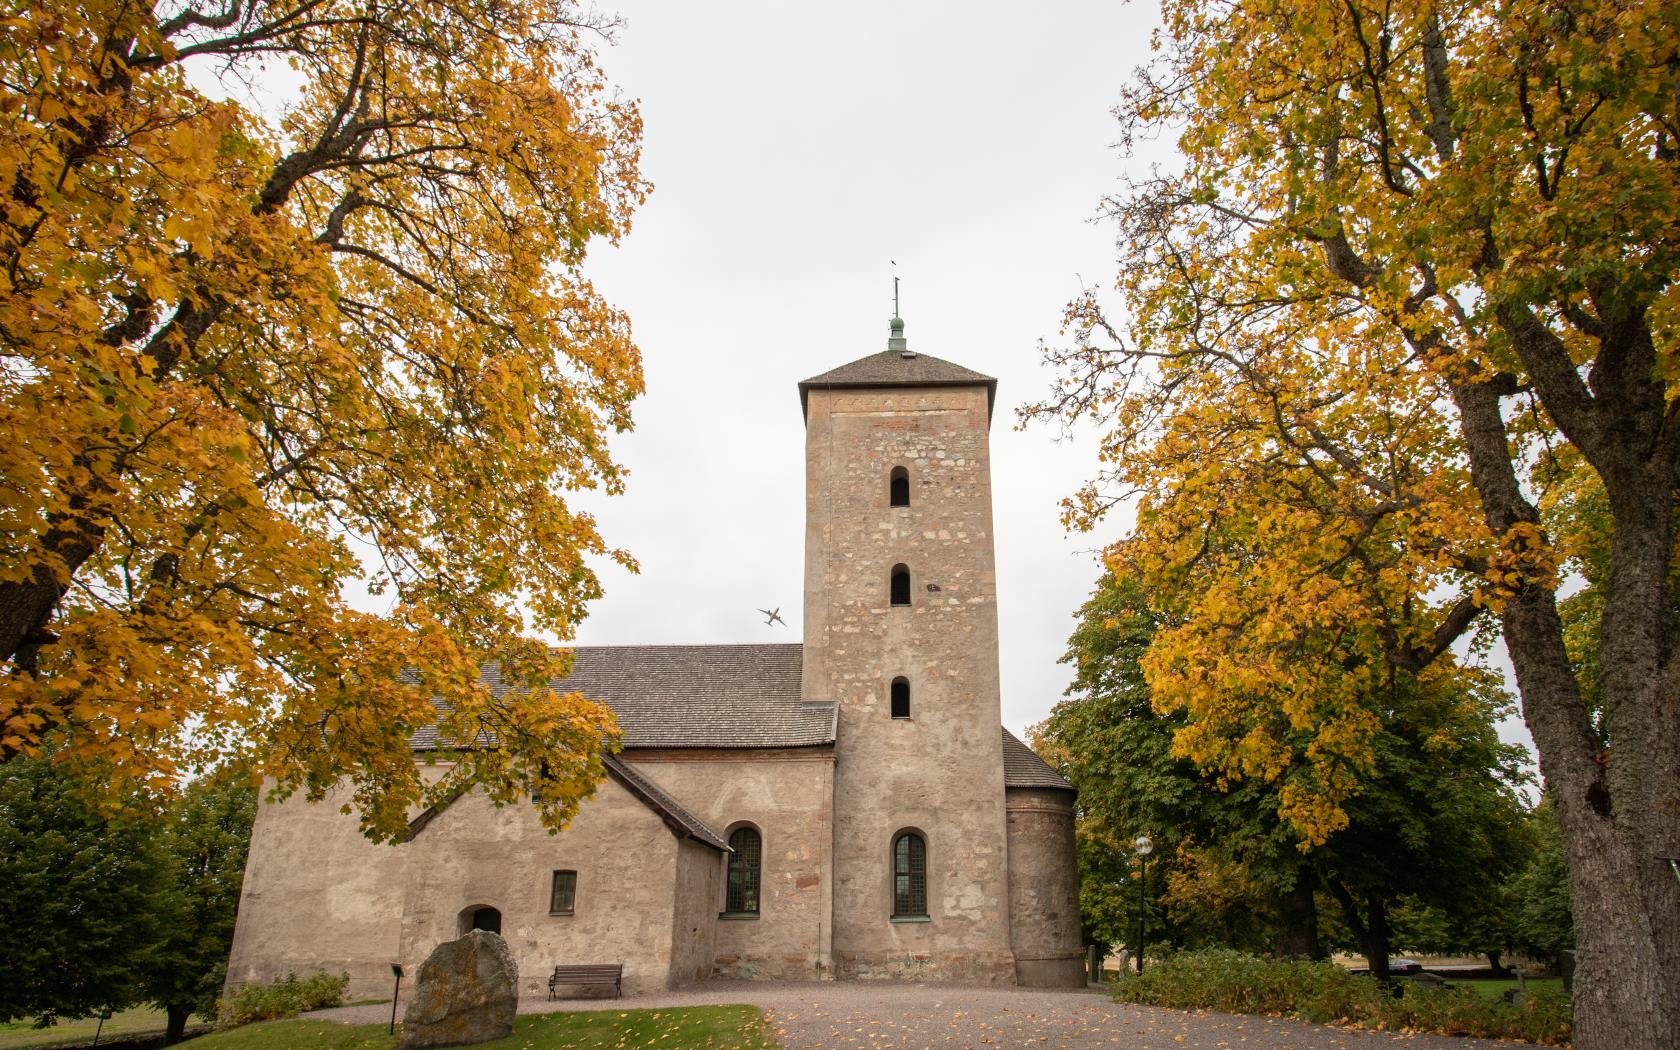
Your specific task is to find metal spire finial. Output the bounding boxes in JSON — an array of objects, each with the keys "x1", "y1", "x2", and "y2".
[
  {"x1": 887, "y1": 262, "x2": 908, "y2": 352},
  {"x1": 893, "y1": 265, "x2": 907, "y2": 356}
]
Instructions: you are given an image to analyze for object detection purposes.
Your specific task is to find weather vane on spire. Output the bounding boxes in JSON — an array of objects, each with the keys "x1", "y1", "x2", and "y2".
[{"x1": 887, "y1": 261, "x2": 908, "y2": 352}]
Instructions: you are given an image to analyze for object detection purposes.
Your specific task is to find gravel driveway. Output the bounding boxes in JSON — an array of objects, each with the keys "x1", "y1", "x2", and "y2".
[{"x1": 310, "y1": 981, "x2": 1528, "y2": 1050}]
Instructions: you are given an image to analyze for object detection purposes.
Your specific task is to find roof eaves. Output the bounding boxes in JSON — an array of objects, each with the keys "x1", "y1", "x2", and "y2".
[
  {"x1": 604, "y1": 755, "x2": 728, "y2": 851},
  {"x1": 400, "y1": 784, "x2": 471, "y2": 843},
  {"x1": 798, "y1": 375, "x2": 998, "y2": 422}
]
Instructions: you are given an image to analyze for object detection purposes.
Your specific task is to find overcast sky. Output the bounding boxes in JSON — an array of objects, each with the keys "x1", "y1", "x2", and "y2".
[
  {"x1": 560, "y1": 1, "x2": 1164, "y2": 738},
  {"x1": 191, "y1": 1, "x2": 1534, "y2": 758}
]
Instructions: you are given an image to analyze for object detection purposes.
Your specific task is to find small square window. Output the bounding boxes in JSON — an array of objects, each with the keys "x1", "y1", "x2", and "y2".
[{"x1": 550, "y1": 870, "x2": 577, "y2": 915}]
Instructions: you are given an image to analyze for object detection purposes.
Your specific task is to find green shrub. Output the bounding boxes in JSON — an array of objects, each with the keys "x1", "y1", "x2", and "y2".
[
  {"x1": 1115, "y1": 950, "x2": 1571, "y2": 1046},
  {"x1": 216, "y1": 970, "x2": 348, "y2": 1028}
]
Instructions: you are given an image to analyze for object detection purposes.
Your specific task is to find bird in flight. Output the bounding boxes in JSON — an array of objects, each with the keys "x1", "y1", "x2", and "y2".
[{"x1": 759, "y1": 608, "x2": 786, "y2": 627}]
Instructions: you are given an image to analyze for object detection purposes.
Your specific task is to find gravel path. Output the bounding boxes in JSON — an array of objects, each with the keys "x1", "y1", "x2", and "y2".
[{"x1": 308, "y1": 981, "x2": 1527, "y2": 1050}]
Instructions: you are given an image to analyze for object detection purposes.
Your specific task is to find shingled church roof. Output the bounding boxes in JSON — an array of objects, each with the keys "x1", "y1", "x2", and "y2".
[
  {"x1": 1002, "y1": 728, "x2": 1076, "y2": 792},
  {"x1": 412, "y1": 644, "x2": 1071, "y2": 792},
  {"x1": 552, "y1": 643, "x2": 836, "y2": 750},
  {"x1": 410, "y1": 644, "x2": 834, "y2": 752},
  {"x1": 798, "y1": 349, "x2": 997, "y2": 418}
]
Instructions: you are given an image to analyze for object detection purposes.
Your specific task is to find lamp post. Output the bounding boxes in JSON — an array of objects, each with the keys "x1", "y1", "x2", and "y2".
[
  {"x1": 1134, "y1": 834, "x2": 1153, "y2": 974},
  {"x1": 389, "y1": 964, "x2": 404, "y2": 1035}
]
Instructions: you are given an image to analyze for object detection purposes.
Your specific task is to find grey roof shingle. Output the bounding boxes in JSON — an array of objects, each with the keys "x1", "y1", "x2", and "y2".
[
  {"x1": 1002, "y1": 728, "x2": 1076, "y2": 792},
  {"x1": 798, "y1": 349, "x2": 998, "y2": 418},
  {"x1": 564, "y1": 644, "x2": 834, "y2": 749},
  {"x1": 409, "y1": 646, "x2": 1066, "y2": 796},
  {"x1": 410, "y1": 644, "x2": 835, "y2": 751}
]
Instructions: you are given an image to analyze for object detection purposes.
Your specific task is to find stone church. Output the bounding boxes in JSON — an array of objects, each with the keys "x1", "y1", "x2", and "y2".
[{"x1": 225, "y1": 321, "x2": 1083, "y2": 997}]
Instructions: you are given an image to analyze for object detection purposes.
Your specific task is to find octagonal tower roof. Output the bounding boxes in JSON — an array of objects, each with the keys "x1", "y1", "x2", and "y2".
[{"x1": 798, "y1": 345, "x2": 997, "y2": 420}]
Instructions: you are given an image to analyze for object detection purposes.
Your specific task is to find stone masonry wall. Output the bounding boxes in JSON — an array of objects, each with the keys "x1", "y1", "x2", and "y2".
[
  {"x1": 803, "y1": 383, "x2": 1016, "y2": 982},
  {"x1": 623, "y1": 748, "x2": 835, "y2": 980},
  {"x1": 1005, "y1": 787, "x2": 1086, "y2": 987}
]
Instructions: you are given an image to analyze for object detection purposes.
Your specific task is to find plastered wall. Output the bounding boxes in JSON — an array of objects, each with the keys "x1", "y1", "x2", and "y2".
[
  {"x1": 224, "y1": 784, "x2": 407, "y2": 1000},
  {"x1": 227, "y1": 772, "x2": 721, "y2": 999},
  {"x1": 624, "y1": 748, "x2": 836, "y2": 979}
]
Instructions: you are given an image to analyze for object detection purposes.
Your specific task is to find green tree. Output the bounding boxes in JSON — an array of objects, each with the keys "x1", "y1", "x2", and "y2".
[
  {"x1": 144, "y1": 777, "x2": 257, "y2": 1044},
  {"x1": 1513, "y1": 799, "x2": 1577, "y2": 966},
  {"x1": 0, "y1": 755, "x2": 169, "y2": 1023},
  {"x1": 1311, "y1": 693, "x2": 1531, "y2": 978}
]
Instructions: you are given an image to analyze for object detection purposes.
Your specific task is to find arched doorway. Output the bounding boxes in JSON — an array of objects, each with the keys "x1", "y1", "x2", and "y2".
[{"x1": 458, "y1": 905, "x2": 502, "y2": 936}]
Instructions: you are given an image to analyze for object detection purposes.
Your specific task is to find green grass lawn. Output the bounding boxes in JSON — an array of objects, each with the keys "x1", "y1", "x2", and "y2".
[
  {"x1": 187, "y1": 1006, "x2": 777, "y2": 1050},
  {"x1": 1455, "y1": 976, "x2": 1567, "y2": 1000},
  {"x1": 0, "y1": 1007, "x2": 179, "y2": 1049}
]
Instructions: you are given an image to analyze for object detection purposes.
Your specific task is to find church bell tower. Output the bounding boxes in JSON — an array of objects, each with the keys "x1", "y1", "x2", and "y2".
[{"x1": 797, "y1": 312, "x2": 1016, "y2": 982}]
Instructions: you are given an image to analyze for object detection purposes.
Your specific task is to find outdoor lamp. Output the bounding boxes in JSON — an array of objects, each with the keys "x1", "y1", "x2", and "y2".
[
  {"x1": 389, "y1": 964, "x2": 404, "y2": 1034},
  {"x1": 1134, "y1": 835, "x2": 1154, "y2": 974}
]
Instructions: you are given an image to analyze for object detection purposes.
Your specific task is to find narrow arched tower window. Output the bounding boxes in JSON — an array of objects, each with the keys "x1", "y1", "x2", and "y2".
[
  {"x1": 890, "y1": 564, "x2": 911, "y2": 606},
  {"x1": 725, "y1": 826, "x2": 762, "y2": 915},
  {"x1": 889, "y1": 466, "x2": 910, "y2": 507},
  {"x1": 890, "y1": 677, "x2": 910, "y2": 719},
  {"x1": 893, "y1": 831, "x2": 928, "y2": 918}
]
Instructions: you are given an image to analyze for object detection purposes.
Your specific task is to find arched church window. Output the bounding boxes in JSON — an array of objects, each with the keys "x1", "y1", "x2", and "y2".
[
  {"x1": 892, "y1": 831, "x2": 927, "y2": 918},
  {"x1": 891, "y1": 677, "x2": 910, "y2": 719},
  {"x1": 725, "y1": 826, "x2": 762, "y2": 915},
  {"x1": 890, "y1": 466, "x2": 910, "y2": 507},
  {"x1": 890, "y1": 564, "x2": 911, "y2": 606}
]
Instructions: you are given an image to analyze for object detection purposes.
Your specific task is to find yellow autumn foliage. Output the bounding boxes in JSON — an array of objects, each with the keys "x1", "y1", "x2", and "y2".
[
  {"x1": 1026, "y1": 0, "x2": 1679, "y2": 868},
  {"x1": 0, "y1": 1, "x2": 647, "y2": 840}
]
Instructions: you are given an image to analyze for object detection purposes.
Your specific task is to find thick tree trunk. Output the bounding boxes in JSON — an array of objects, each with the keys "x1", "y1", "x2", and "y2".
[
  {"x1": 1361, "y1": 893, "x2": 1391, "y2": 982},
  {"x1": 163, "y1": 1004, "x2": 191, "y2": 1045},
  {"x1": 1325, "y1": 878, "x2": 1389, "y2": 980},
  {"x1": 1273, "y1": 863, "x2": 1324, "y2": 959},
  {"x1": 1452, "y1": 378, "x2": 1680, "y2": 1050}
]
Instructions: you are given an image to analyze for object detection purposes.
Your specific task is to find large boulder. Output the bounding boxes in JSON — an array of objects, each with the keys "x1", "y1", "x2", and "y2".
[{"x1": 400, "y1": 930, "x2": 519, "y2": 1048}]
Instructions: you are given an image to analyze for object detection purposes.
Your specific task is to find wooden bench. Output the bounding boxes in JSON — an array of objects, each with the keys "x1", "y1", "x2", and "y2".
[{"x1": 547, "y1": 963, "x2": 623, "y2": 999}]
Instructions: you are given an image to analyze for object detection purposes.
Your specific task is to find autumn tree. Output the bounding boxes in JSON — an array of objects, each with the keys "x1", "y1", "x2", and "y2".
[
  {"x1": 0, "y1": 1, "x2": 646, "y2": 838},
  {"x1": 1041, "y1": 567, "x2": 1527, "y2": 977},
  {"x1": 1038, "y1": 571, "x2": 1299, "y2": 957},
  {"x1": 1025, "y1": 2, "x2": 1679, "y2": 1044}
]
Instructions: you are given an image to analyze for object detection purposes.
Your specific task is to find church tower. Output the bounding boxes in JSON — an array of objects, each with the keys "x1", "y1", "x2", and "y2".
[{"x1": 798, "y1": 314, "x2": 1016, "y2": 982}]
